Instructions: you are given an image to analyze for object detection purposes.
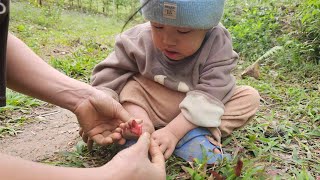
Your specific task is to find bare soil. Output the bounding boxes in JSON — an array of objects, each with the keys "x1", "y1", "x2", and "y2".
[{"x1": 0, "y1": 107, "x2": 80, "y2": 161}]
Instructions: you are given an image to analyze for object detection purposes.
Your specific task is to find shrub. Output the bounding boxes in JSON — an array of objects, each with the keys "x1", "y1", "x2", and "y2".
[
  {"x1": 223, "y1": 1, "x2": 283, "y2": 62},
  {"x1": 295, "y1": 0, "x2": 320, "y2": 63}
]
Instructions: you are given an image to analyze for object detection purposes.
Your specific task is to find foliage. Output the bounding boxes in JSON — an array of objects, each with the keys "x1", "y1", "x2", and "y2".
[
  {"x1": 13, "y1": 0, "x2": 62, "y2": 28},
  {"x1": 20, "y1": 0, "x2": 140, "y2": 18},
  {"x1": 0, "y1": 90, "x2": 42, "y2": 112},
  {"x1": 38, "y1": 6, "x2": 62, "y2": 27},
  {"x1": 223, "y1": 0, "x2": 283, "y2": 62},
  {"x1": 223, "y1": 0, "x2": 319, "y2": 63},
  {"x1": 49, "y1": 41, "x2": 108, "y2": 83},
  {"x1": 0, "y1": 90, "x2": 43, "y2": 137},
  {"x1": 294, "y1": 0, "x2": 320, "y2": 63}
]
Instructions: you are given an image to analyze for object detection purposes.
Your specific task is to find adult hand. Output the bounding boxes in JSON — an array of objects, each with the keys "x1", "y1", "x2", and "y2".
[
  {"x1": 152, "y1": 127, "x2": 179, "y2": 159},
  {"x1": 5, "y1": 34, "x2": 130, "y2": 148},
  {"x1": 100, "y1": 132, "x2": 166, "y2": 180},
  {"x1": 74, "y1": 88, "x2": 131, "y2": 148},
  {"x1": 0, "y1": 133, "x2": 165, "y2": 180}
]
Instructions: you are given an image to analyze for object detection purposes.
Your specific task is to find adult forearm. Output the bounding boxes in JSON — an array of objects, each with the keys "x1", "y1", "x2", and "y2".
[
  {"x1": 0, "y1": 153, "x2": 108, "y2": 180},
  {"x1": 6, "y1": 33, "x2": 93, "y2": 111},
  {"x1": 166, "y1": 113, "x2": 197, "y2": 139}
]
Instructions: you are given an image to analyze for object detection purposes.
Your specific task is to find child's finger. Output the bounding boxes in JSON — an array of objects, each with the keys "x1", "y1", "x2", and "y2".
[
  {"x1": 164, "y1": 146, "x2": 174, "y2": 160},
  {"x1": 159, "y1": 144, "x2": 167, "y2": 154}
]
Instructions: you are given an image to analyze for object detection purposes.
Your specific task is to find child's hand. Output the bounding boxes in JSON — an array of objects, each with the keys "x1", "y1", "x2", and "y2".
[{"x1": 151, "y1": 127, "x2": 179, "y2": 159}]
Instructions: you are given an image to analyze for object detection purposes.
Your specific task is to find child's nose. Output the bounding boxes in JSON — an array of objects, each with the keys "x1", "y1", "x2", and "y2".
[{"x1": 162, "y1": 33, "x2": 176, "y2": 46}]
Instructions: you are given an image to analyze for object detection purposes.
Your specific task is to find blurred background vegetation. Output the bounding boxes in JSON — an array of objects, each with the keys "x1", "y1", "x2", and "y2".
[{"x1": 24, "y1": 0, "x2": 320, "y2": 64}]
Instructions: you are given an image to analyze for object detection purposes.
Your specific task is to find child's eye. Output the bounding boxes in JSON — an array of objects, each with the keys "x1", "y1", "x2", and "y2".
[
  {"x1": 177, "y1": 30, "x2": 192, "y2": 34},
  {"x1": 152, "y1": 25, "x2": 163, "y2": 29}
]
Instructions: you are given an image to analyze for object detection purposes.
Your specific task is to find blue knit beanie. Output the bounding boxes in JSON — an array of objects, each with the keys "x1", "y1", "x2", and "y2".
[{"x1": 140, "y1": 0, "x2": 226, "y2": 29}]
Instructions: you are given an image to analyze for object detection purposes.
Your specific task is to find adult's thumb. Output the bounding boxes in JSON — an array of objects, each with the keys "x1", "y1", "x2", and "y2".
[
  {"x1": 114, "y1": 103, "x2": 132, "y2": 123},
  {"x1": 149, "y1": 139, "x2": 165, "y2": 167},
  {"x1": 132, "y1": 132, "x2": 151, "y2": 155}
]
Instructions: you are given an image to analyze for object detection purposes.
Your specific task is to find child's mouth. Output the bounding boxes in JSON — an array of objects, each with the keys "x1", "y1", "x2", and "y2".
[{"x1": 164, "y1": 50, "x2": 178, "y2": 59}]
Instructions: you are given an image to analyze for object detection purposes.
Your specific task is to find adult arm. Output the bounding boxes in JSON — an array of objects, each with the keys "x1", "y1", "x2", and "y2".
[
  {"x1": 6, "y1": 33, "x2": 131, "y2": 144},
  {"x1": 7, "y1": 33, "x2": 93, "y2": 112},
  {"x1": 0, "y1": 133, "x2": 166, "y2": 180}
]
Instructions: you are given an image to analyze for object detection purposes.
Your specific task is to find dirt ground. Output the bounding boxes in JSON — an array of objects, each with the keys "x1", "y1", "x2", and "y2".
[{"x1": 0, "y1": 107, "x2": 80, "y2": 161}]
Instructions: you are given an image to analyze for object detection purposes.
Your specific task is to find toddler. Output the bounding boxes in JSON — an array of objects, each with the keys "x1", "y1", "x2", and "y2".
[{"x1": 91, "y1": 0, "x2": 260, "y2": 163}]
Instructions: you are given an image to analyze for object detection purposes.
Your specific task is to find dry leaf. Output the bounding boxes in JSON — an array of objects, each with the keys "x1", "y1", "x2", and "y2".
[
  {"x1": 209, "y1": 170, "x2": 225, "y2": 180},
  {"x1": 241, "y1": 62, "x2": 260, "y2": 79},
  {"x1": 234, "y1": 158, "x2": 243, "y2": 177}
]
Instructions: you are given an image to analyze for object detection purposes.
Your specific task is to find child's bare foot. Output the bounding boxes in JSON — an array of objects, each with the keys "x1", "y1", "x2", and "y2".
[
  {"x1": 121, "y1": 119, "x2": 155, "y2": 140},
  {"x1": 121, "y1": 102, "x2": 155, "y2": 143},
  {"x1": 130, "y1": 120, "x2": 143, "y2": 136}
]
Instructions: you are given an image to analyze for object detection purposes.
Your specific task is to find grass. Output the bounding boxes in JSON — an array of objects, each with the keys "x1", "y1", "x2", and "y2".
[
  {"x1": 1, "y1": 0, "x2": 319, "y2": 179},
  {"x1": 0, "y1": 89, "x2": 43, "y2": 137}
]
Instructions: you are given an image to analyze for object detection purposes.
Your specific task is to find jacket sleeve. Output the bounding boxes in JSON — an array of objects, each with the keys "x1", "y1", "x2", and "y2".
[
  {"x1": 180, "y1": 26, "x2": 238, "y2": 127},
  {"x1": 91, "y1": 34, "x2": 140, "y2": 100}
]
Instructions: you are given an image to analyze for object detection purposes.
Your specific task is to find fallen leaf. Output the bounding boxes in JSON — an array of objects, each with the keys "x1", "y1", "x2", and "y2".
[
  {"x1": 234, "y1": 158, "x2": 243, "y2": 177},
  {"x1": 209, "y1": 170, "x2": 225, "y2": 180},
  {"x1": 241, "y1": 62, "x2": 260, "y2": 79}
]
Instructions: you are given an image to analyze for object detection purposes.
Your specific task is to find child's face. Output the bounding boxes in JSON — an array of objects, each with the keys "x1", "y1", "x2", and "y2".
[{"x1": 150, "y1": 22, "x2": 208, "y2": 61}]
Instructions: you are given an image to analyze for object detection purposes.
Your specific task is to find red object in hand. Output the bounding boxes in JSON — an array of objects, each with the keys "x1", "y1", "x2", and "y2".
[{"x1": 130, "y1": 120, "x2": 142, "y2": 136}]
